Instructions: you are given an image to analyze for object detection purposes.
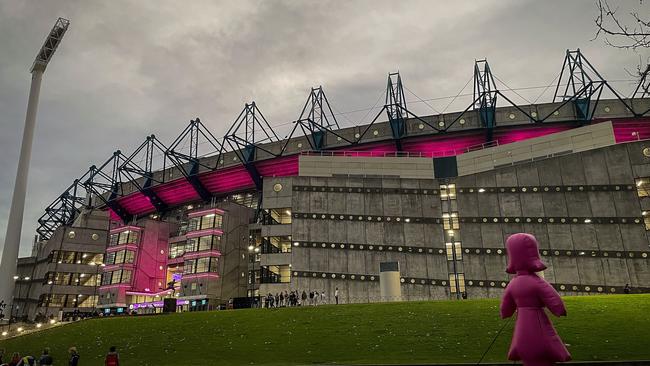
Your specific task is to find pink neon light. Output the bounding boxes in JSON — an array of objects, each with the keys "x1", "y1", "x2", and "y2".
[
  {"x1": 106, "y1": 244, "x2": 138, "y2": 253},
  {"x1": 183, "y1": 250, "x2": 221, "y2": 260},
  {"x1": 153, "y1": 179, "x2": 201, "y2": 206},
  {"x1": 187, "y1": 207, "x2": 225, "y2": 218},
  {"x1": 126, "y1": 289, "x2": 174, "y2": 297},
  {"x1": 185, "y1": 228, "x2": 223, "y2": 239},
  {"x1": 109, "y1": 118, "x2": 650, "y2": 217},
  {"x1": 182, "y1": 273, "x2": 220, "y2": 280},
  {"x1": 99, "y1": 284, "x2": 131, "y2": 291},
  {"x1": 167, "y1": 257, "x2": 184, "y2": 265},
  {"x1": 101, "y1": 263, "x2": 132, "y2": 272},
  {"x1": 110, "y1": 225, "x2": 143, "y2": 234}
]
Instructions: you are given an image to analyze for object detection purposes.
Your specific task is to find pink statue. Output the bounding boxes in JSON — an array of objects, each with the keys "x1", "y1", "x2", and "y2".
[{"x1": 500, "y1": 233, "x2": 571, "y2": 366}]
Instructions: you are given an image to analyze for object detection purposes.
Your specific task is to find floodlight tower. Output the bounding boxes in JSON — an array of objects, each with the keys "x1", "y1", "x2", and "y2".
[{"x1": 0, "y1": 18, "x2": 69, "y2": 318}]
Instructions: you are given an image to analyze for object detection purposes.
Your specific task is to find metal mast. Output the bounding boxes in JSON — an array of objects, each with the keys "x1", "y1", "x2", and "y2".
[{"x1": 0, "y1": 18, "x2": 70, "y2": 318}]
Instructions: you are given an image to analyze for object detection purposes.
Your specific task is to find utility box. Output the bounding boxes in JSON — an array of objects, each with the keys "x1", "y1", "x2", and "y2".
[{"x1": 379, "y1": 261, "x2": 401, "y2": 302}]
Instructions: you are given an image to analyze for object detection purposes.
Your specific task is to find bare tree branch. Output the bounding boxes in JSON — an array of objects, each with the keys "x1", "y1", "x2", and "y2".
[{"x1": 594, "y1": 0, "x2": 650, "y2": 50}]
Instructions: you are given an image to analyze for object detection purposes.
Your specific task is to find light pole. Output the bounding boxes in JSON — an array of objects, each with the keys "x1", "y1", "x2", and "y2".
[{"x1": 0, "y1": 18, "x2": 70, "y2": 315}]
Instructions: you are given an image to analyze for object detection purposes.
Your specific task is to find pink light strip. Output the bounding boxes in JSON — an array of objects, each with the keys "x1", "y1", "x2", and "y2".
[
  {"x1": 183, "y1": 250, "x2": 221, "y2": 260},
  {"x1": 102, "y1": 263, "x2": 135, "y2": 272},
  {"x1": 125, "y1": 289, "x2": 174, "y2": 297},
  {"x1": 167, "y1": 257, "x2": 184, "y2": 265},
  {"x1": 188, "y1": 207, "x2": 225, "y2": 218},
  {"x1": 106, "y1": 244, "x2": 138, "y2": 253},
  {"x1": 186, "y1": 228, "x2": 224, "y2": 239},
  {"x1": 182, "y1": 273, "x2": 220, "y2": 280},
  {"x1": 110, "y1": 225, "x2": 143, "y2": 234},
  {"x1": 99, "y1": 284, "x2": 131, "y2": 291}
]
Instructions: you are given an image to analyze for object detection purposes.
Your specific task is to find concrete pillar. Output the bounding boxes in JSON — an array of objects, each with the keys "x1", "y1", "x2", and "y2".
[
  {"x1": 0, "y1": 69, "x2": 44, "y2": 317},
  {"x1": 379, "y1": 261, "x2": 401, "y2": 302}
]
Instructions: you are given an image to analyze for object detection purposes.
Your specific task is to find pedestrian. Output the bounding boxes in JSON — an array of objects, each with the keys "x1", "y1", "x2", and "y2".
[
  {"x1": 275, "y1": 293, "x2": 279, "y2": 308},
  {"x1": 320, "y1": 291, "x2": 325, "y2": 304},
  {"x1": 314, "y1": 291, "x2": 319, "y2": 305},
  {"x1": 309, "y1": 291, "x2": 314, "y2": 305},
  {"x1": 301, "y1": 290, "x2": 307, "y2": 306},
  {"x1": 279, "y1": 292, "x2": 284, "y2": 307},
  {"x1": 39, "y1": 348, "x2": 53, "y2": 366},
  {"x1": 16, "y1": 356, "x2": 35, "y2": 366},
  {"x1": 624, "y1": 283, "x2": 631, "y2": 294},
  {"x1": 104, "y1": 346, "x2": 119, "y2": 366},
  {"x1": 68, "y1": 347, "x2": 79, "y2": 366},
  {"x1": 8, "y1": 352, "x2": 20, "y2": 366},
  {"x1": 335, "y1": 287, "x2": 339, "y2": 305}
]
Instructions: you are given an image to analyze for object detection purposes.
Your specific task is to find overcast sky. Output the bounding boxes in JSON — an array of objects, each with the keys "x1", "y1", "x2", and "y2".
[{"x1": 1, "y1": 0, "x2": 649, "y2": 257}]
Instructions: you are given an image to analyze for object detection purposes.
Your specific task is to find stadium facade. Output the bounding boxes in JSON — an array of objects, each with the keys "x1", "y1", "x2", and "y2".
[{"x1": 9, "y1": 50, "x2": 650, "y2": 319}]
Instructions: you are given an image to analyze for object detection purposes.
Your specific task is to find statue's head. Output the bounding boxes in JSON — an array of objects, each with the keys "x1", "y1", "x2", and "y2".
[{"x1": 505, "y1": 233, "x2": 547, "y2": 274}]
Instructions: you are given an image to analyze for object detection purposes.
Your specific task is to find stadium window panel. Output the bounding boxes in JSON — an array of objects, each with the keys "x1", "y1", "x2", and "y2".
[
  {"x1": 115, "y1": 250, "x2": 125, "y2": 264},
  {"x1": 169, "y1": 241, "x2": 185, "y2": 258},
  {"x1": 109, "y1": 234, "x2": 119, "y2": 246},
  {"x1": 184, "y1": 259, "x2": 197, "y2": 274},
  {"x1": 637, "y1": 178, "x2": 650, "y2": 197},
  {"x1": 124, "y1": 250, "x2": 135, "y2": 264},
  {"x1": 187, "y1": 217, "x2": 200, "y2": 232},
  {"x1": 449, "y1": 273, "x2": 457, "y2": 293},
  {"x1": 106, "y1": 252, "x2": 116, "y2": 265},
  {"x1": 121, "y1": 270, "x2": 132, "y2": 284},
  {"x1": 269, "y1": 208, "x2": 292, "y2": 224},
  {"x1": 198, "y1": 235, "x2": 213, "y2": 251},
  {"x1": 445, "y1": 242, "x2": 462, "y2": 260},
  {"x1": 457, "y1": 273, "x2": 466, "y2": 293},
  {"x1": 209, "y1": 257, "x2": 219, "y2": 272},
  {"x1": 644, "y1": 217, "x2": 650, "y2": 231},
  {"x1": 196, "y1": 257, "x2": 210, "y2": 273},
  {"x1": 185, "y1": 237, "x2": 199, "y2": 253}
]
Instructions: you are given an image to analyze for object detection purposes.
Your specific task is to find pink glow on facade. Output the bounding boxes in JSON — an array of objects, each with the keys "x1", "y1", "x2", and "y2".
[
  {"x1": 101, "y1": 263, "x2": 134, "y2": 272},
  {"x1": 106, "y1": 244, "x2": 138, "y2": 253},
  {"x1": 153, "y1": 179, "x2": 201, "y2": 205},
  {"x1": 98, "y1": 283, "x2": 131, "y2": 291},
  {"x1": 256, "y1": 155, "x2": 300, "y2": 177},
  {"x1": 167, "y1": 257, "x2": 184, "y2": 265},
  {"x1": 117, "y1": 193, "x2": 156, "y2": 215},
  {"x1": 109, "y1": 225, "x2": 142, "y2": 234},
  {"x1": 109, "y1": 119, "x2": 650, "y2": 217},
  {"x1": 183, "y1": 250, "x2": 221, "y2": 260},
  {"x1": 609, "y1": 118, "x2": 650, "y2": 142},
  {"x1": 125, "y1": 289, "x2": 174, "y2": 297},
  {"x1": 185, "y1": 228, "x2": 223, "y2": 239},
  {"x1": 187, "y1": 207, "x2": 225, "y2": 218},
  {"x1": 182, "y1": 273, "x2": 220, "y2": 280}
]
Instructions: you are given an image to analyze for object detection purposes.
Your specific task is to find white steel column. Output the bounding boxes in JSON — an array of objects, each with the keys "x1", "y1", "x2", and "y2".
[{"x1": 0, "y1": 70, "x2": 43, "y2": 314}]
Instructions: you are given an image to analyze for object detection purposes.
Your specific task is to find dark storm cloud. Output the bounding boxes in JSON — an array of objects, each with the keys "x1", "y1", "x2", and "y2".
[{"x1": 0, "y1": 0, "x2": 648, "y2": 256}]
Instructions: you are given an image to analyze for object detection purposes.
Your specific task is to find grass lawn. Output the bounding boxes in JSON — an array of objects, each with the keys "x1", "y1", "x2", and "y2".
[{"x1": 0, "y1": 294, "x2": 648, "y2": 365}]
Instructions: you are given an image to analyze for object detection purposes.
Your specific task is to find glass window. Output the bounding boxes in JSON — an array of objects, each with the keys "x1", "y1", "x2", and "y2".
[
  {"x1": 124, "y1": 250, "x2": 134, "y2": 264},
  {"x1": 442, "y1": 213, "x2": 459, "y2": 230},
  {"x1": 169, "y1": 241, "x2": 185, "y2": 258},
  {"x1": 109, "y1": 234, "x2": 119, "y2": 246},
  {"x1": 637, "y1": 178, "x2": 649, "y2": 198},
  {"x1": 187, "y1": 217, "x2": 200, "y2": 232},
  {"x1": 445, "y1": 242, "x2": 463, "y2": 260},
  {"x1": 449, "y1": 273, "x2": 466, "y2": 293},
  {"x1": 268, "y1": 208, "x2": 292, "y2": 225},
  {"x1": 209, "y1": 258, "x2": 219, "y2": 272},
  {"x1": 115, "y1": 251, "x2": 125, "y2": 264},
  {"x1": 186, "y1": 238, "x2": 198, "y2": 253},
  {"x1": 196, "y1": 257, "x2": 210, "y2": 273},
  {"x1": 184, "y1": 260, "x2": 196, "y2": 274},
  {"x1": 198, "y1": 236, "x2": 213, "y2": 251},
  {"x1": 440, "y1": 184, "x2": 457, "y2": 201},
  {"x1": 121, "y1": 270, "x2": 132, "y2": 284}
]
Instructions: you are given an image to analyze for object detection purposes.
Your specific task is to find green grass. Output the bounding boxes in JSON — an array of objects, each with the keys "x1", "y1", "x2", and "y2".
[{"x1": 1, "y1": 294, "x2": 648, "y2": 365}]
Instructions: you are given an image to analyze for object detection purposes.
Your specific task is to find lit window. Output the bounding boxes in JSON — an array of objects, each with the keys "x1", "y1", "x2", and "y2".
[{"x1": 445, "y1": 242, "x2": 463, "y2": 260}]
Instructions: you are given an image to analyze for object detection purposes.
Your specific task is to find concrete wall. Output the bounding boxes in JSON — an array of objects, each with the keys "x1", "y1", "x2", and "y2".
[{"x1": 260, "y1": 140, "x2": 650, "y2": 302}]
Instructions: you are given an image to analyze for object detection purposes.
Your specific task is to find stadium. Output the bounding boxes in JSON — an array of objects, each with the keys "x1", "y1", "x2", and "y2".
[{"x1": 10, "y1": 48, "x2": 650, "y2": 320}]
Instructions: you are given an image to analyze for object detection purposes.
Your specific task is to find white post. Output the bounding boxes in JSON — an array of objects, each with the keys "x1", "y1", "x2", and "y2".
[{"x1": 0, "y1": 69, "x2": 43, "y2": 317}]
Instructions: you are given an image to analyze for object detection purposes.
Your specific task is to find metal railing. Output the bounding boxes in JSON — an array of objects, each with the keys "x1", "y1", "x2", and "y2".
[{"x1": 300, "y1": 140, "x2": 500, "y2": 159}]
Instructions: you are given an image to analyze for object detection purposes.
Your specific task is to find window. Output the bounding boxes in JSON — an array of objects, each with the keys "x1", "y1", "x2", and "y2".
[
  {"x1": 105, "y1": 250, "x2": 134, "y2": 265},
  {"x1": 445, "y1": 242, "x2": 463, "y2": 261},
  {"x1": 449, "y1": 273, "x2": 466, "y2": 293},
  {"x1": 440, "y1": 184, "x2": 456, "y2": 201},
  {"x1": 51, "y1": 251, "x2": 104, "y2": 265},
  {"x1": 110, "y1": 230, "x2": 140, "y2": 247},
  {"x1": 262, "y1": 236, "x2": 292, "y2": 253},
  {"x1": 442, "y1": 213, "x2": 460, "y2": 230},
  {"x1": 196, "y1": 257, "x2": 210, "y2": 273},
  {"x1": 184, "y1": 259, "x2": 196, "y2": 274},
  {"x1": 102, "y1": 270, "x2": 132, "y2": 285},
  {"x1": 169, "y1": 241, "x2": 185, "y2": 258},
  {"x1": 186, "y1": 235, "x2": 220, "y2": 253},
  {"x1": 637, "y1": 178, "x2": 650, "y2": 198},
  {"x1": 260, "y1": 265, "x2": 291, "y2": 283},
  {"x1": 187, "y1": 213, "x2": 223, "y2": 232},
  {"x1": 266, "y1": 208, "x2": 292, "y2": 225},
  {"x1": 183, "y1": 257, "x2": 218, "y2": 274}
]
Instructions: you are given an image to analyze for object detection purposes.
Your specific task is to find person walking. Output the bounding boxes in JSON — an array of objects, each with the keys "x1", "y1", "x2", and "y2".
[
  {"x1": 335, "y1": 287, "x2": 339, "y2": 305},
  {"x1": 38, "y1": 348, "x2": 53, "y2": 366},
  {"x1": 309, "y1": 291, "x2": 314, "y2": 305},
  {"x1": 8, "y1": 352, "x2": 20, "y2": 366},
  {"x1": 624, "y1": 283, "x2": 631, "y2": 294},
  {"x1": 104, "y1": 346, "x2": 119, "y2": 366},
  {"x1": 301, "y1": 290, "x2": 307, "y2": 306},
  {"x1": 16, "y1": 356, "x2": 35, "y2": 366},
  {"x1": 314, "y1": 291, "x2": 319, "y2": 305},
  {"x1": 68, "y1": 347, "x2": 80, "y2": 366}
]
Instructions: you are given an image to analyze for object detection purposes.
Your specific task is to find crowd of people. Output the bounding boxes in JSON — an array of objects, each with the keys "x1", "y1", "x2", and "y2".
[
  {"x1": 0, "y1": 346, "x2": 119, "y2": 366},
  {"x1": 263, "y1": 288, "x2": 340, "y2": 308}
]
